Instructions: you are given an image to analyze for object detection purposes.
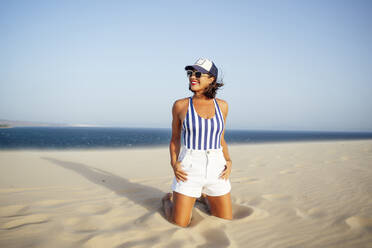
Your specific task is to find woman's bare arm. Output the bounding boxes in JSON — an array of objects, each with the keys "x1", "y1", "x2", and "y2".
[
  {"x1": 218, "y1": 99, "x2": 232, "y2": 179},
  {"x1": 169, "y1": 99, "x2": 188, "y2": 182},
  {"x1": 169, "y1": 100, "x2": 182, "y2": 167}
]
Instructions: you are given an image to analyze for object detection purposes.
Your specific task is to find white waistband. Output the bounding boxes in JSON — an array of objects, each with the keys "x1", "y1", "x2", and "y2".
[{"x1": 181, "y1": 146, "x2": 223, "y2": 155}]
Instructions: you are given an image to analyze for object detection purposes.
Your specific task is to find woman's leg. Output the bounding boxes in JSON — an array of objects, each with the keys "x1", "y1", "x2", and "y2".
[
  {"x1": 206, "y1": 192, "x2": 233, "y2": 220},
  {"x1": 172, "y1": 191, "x2": 196, "y2": 227},
  {"x1": 197, "y1": 193, "x2": 211, "y2": 213},
  {"x1": 162, "y1": 193, "x2": 173, "y2": 221},
  {"x1": 162, "y1": 191, "x2": 196, "y2": 227}
]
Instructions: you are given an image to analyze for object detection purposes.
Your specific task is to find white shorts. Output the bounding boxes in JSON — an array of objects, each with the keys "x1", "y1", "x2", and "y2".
[{"x1": 171, "y1": 146, "x2": 231, "y2": 198}]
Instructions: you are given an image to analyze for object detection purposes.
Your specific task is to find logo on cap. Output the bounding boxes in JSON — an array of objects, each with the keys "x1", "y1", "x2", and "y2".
[
  {"x1": 195, "y1": 58, "x2": 206, "y2": 66},
  {"x1": 185, "y1": 58, "x2": 218, "y2": 78}
]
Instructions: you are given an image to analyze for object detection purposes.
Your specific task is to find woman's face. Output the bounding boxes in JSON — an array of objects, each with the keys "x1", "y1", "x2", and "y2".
[{"x1": 188, "y1": 69, "x2": 215, "y2": 93}]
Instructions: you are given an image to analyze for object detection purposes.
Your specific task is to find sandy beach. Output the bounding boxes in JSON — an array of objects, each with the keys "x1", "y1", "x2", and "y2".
[{"x1": 0, "y1": 140, "x2": 371, "y2": 248}]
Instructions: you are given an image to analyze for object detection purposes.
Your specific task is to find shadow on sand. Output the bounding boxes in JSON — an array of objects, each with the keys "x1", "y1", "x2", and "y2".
[
  {"x1": 41, "y1": 157, "x2": 167, "y2": 214},
  {"x1": 40, "y1": 156, "x2": 209, "y2": 227},
  {"x1": 40, "y1": 157, "x2": 256, "y2": 247},
  {"x1": 41, "y1": 157, "x2": 253, "y2": 227}
]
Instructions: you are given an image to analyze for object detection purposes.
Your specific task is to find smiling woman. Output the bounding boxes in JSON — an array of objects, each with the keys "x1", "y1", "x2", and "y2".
[
  {"x1": 162, "y1": 58, "x2": 233, "y2": 227},
  {"x1": 185, "y1": 59, "x2": 224, "y2": 99}
]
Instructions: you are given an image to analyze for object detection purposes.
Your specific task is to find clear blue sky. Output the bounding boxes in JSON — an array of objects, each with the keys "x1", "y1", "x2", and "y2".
[{"x1": 1, "y1": 0, "x2": 371, "y2": 131}]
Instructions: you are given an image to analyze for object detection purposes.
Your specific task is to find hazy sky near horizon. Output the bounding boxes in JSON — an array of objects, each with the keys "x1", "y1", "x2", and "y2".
[{"x1": 1, "y1": 0, "x2": 371, "y2": 131}]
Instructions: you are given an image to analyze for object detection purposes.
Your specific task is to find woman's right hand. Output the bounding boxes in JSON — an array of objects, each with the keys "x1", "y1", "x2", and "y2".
[{"x1": 172, "y1": 161, "x2": 188, "y2": 182}]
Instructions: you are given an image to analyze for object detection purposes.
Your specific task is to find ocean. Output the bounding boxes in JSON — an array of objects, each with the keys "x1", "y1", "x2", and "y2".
[{"x1": 0, "y1": 127, "x2": 372, "y2": 150}]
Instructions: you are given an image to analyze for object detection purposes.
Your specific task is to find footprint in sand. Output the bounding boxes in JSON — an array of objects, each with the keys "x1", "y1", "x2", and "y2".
[
  {"x1": 191, "y1": 201, "x2": 268, "y2": 225},
  {"x1": 345, "y1": 216, "x2": 372, "y2": 232},
  {"x1": 190, "y1": 197, "x2": 268, "y2": 226},
  {"x1": 0, "y1": 205, "x2": 30, "y2": 217},
  {"x1": 232, "y1": 203, "x2": 253, "y2": 219},
  {"x1": 231, "y1": 177, "x2": 260, "y2": 184},
  {"x1": 163, "y1": 194, "x2": 269, "y2": 227},
  {"x1": 233, "y1": 203, "x2": 269, "y2": 221},
  {"x1": 230, "y1": 197, "x2": 268, "y2": 221},
  {"x1": 294, "y1": 207, "x2": 327, "y2": 219},
  {"x1": 0, "y1": 214, "x2": 49, "y2": 230},
  {"x1": 262, "y1": 194, "x2": 292, "y2": 202}
]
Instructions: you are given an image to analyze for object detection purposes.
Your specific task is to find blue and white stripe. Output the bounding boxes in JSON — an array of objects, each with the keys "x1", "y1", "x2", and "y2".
[{"x1": 182, "y1": 97, "x2": 225, "y2": 150}]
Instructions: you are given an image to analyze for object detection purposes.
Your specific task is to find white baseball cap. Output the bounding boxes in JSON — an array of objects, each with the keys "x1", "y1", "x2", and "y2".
[{"x1": 185, "y1": 58, "x2": 218, "y2": 78}]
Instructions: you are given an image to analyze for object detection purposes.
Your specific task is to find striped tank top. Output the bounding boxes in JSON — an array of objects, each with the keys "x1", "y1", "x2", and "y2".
[{"x1": 182, "y1": 96, "x2": 225, "y2": 150}]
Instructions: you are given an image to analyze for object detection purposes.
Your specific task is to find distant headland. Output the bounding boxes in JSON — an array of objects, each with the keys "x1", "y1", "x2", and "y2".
[
  {"x1": 0, "y1": 124, "x2": 12, "y2": 128},
  {"x1": 0, "y1": 119, "x2": 101, "y2": 128}
]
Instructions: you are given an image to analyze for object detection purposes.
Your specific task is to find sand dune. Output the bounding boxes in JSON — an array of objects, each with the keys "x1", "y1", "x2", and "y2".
[{"x1": 0, "y1": 140, "x2": 371, "y2": 247}]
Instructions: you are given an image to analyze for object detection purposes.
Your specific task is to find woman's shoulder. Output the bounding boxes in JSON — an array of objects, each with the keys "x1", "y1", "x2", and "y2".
[
  {"x1": 172, "y1": 97, "x2": 189, "y2": 111},
  {"x1": 215, "y1": 97, "x2": 228, "y2": 108},
  {"x1": 215, "y1": 98, "x2": 228, "y2": 116},
  {"x1": 173, "y1": 97, "x2": 189, "y2": 105}
]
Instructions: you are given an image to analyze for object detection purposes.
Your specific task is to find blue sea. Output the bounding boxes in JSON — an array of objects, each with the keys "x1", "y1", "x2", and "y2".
[{"x1": 0, "y1": 127, "x2": 372, "y2": 150}]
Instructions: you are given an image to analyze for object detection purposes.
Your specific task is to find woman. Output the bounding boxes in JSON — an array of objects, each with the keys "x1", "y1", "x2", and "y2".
[{"x1": 162, "y1": 58, "x2": 233, "y2": 227}]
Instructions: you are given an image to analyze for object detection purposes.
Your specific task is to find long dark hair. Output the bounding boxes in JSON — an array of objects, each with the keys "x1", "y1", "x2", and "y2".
[{"x1": 189, "y1": 74, "x2": 224, "y2": 99}]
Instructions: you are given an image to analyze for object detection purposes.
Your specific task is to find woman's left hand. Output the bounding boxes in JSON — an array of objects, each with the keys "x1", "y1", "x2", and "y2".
[{"x1": 219, "y1": 160, "x2": 232, "y2": 180}]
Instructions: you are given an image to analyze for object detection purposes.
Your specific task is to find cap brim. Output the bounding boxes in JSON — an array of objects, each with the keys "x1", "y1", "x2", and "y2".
[{"x1": 184, "y1": 65, "x2": 209, "y2": 74}]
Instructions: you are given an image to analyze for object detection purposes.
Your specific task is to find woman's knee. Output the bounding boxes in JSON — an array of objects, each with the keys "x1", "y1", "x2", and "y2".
[
  {"x1": 171, "y1": 192, "x2": 195, "y2": 227},
  {"x1": 172, "y1": 216, "x2": 190, "y2": 227}
]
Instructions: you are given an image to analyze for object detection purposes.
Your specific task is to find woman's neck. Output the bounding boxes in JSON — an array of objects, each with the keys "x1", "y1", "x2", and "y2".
[{"x1": 193, "y1": 92, "x2": 211, "y2": 101}]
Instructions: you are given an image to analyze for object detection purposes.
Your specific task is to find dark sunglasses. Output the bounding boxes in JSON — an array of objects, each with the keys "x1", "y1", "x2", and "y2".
[{"x1": 186, "y1": 70, "x2": 210, "y2": 78}]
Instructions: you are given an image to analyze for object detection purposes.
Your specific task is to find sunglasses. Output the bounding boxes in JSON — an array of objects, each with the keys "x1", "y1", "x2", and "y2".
[{"x1": 186, "y1": 70, "x2": 210, "y2": 78}]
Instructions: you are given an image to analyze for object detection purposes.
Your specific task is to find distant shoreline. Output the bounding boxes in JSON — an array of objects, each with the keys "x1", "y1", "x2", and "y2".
[
  {"x1": 0, "y1": 125, "x2": 12, "y2": 129},
  {"x1": 1, "y1": 138, "x2": 372, "y2": 152},
  {"x1": 1, "y1": 125, "x2": 372, "y2": 133}
]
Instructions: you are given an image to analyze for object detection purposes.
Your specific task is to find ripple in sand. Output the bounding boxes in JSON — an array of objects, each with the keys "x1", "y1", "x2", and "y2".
[
  {"x1": 36, "y1": 199, "x2": 72, "y2": 208},
  {"x1": 63, "y1": 216, "x2": 101, "y2": 232},
  {"x1": 0, "y1": 205, "x2": 30, "y2": 217},
  {"x1": 201, "y1": 228, "x2": 230, "y2": 247},
  {"x1": 249, "y1": 163, "x2": 266, "y2": 167},
  {"x1": 262, "y1": 194, "x2": 292, "y2": 202},
  {"x1": 294, "y1": 164, "x2": 305, "y2": 168},
  {"x1": 279, "y1": 169, "x2": 297, "y2": 174},
  {"x1": 77, "y1": 204, "x2": 112, "y2": 215},
  {"x1": 84, "y1": 231, "x2": 164, "y2": 248},
  {"x1": 0, "y1": 187, "x2": 44, "y2": 193},
  {"x1": 0, "y1": 214, "x2": 49, "y2": 230},
  {"x1": 345, "y1": 216, "x2": 372, "y2": 231},
  {"x1": 294, "y1": 207, "x2": 327, "y2": 219},
  {"x1": 231, "y1": 177, "x2": 260, "y2": 184}
]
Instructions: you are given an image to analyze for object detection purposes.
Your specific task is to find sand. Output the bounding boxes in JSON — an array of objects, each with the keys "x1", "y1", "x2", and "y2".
[{"x1": 0, "y1": 140, "x2": 371, "y2": 248}]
